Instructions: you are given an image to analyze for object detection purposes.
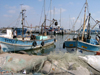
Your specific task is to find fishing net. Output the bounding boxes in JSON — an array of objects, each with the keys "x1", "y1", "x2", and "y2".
[
  {"x1": 0, "y1": 52, "x2": 90, "y2": 75},
  {"x1": 47, "y1": 51, "x2": 87, "y2": 67},
  {"x1": 0, "y1": 53, "x2": 47, "y2": 73},
  {"x1": 41, "y1": 51, "x2": 90, "y2": 75}
]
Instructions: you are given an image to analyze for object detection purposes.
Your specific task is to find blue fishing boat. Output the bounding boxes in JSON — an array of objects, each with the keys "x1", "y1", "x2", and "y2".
[
  {"x1": 0, "y1": 9, "x2": 57, "y2": 52},
  {"x1": 63, "y1": 0, "x2": 100, "y2": 55}
]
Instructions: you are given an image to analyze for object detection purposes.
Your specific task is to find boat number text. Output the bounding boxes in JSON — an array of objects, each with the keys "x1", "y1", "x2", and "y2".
[
  {"x1": 5, "y1": 39, "x2": 17, "y2": 43},
  {"x1": 81, "y1": 46, "x2": 87, "y2": 49},
  {"x1": 69, "y1": 44, "x2": 73, "y2": 46}
]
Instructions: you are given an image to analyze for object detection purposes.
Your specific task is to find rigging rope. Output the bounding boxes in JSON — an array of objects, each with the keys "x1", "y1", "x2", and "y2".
[
  {"x1": 77, "y1": 16, "x2": 88, "y2": 38},
  {"x1": 46, "y1": 0, "x2": 51, "y2": 18},
  {"x1": 7, "y1": 13, "x2": 21, "y2": 27},
  {"x1": 39, "y1": 2, "x2": 44, "y2": 26},
  {"x1": 66, "y1": 0, "x2": 92, "y2": 40},
  {"x1": 65, "y1": 3, "x2": 85, "y2": 40},
  {"x1": 87, "y1": 2, "x2": 90, "y2": 14},
  {"x1": 72, "y1": 3, "x2": 85, "y2": 31},
  {"x1": 1, "y1": 13, "x2": 21, "y2": 32},
  {"x1": 25, "y1": 20, "x2": 30, "y2": 27},
  {"x1": 91, "y1": 16, "x2": 100, "y2": 29}
]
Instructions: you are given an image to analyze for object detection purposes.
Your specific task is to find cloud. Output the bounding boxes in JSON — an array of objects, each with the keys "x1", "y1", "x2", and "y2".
[
  {"x1": 70, "y1": 17, "x2": 81, "y2": 27},
  {"x1": 3, "y1": 14, "x2": 12, "y2": 18},
  {"x1": 70, "y1": 17, "x2": 75, "y2": 20},
  {"x1": 55, "y1": 8, "x2": 66, "y2": 14},
  {"x1": 97, "y1": 11, "x2": 100, "y2": 14},
  {"x1": 4, "y1": 5, "x2": 17, "y2": 14},
  {"x1": 8, "y1": 10, "x2": 16, "y2": 14},
  {"x1": 61, "y1": 8, "x2": 66, "y2": 13},
  {"x1": 68, "y1": 2, "x2": 74, "y2": 5},
  {"x1": 21, "y1": 5, "x2": 32, "y2": 10},
  {"x1": 8, "y1": 6, "x2": 16, "y2": 9},
  {"x1": 77, "y1": 19, "x2": 81, "y2": 23}
]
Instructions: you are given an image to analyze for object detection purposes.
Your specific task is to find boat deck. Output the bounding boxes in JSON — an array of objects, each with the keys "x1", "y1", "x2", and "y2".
[
  {"x1": 0, "y1": 34, "x2": 53, "y2": 41},
  {"x1": 17, "y1": 35, "x2": 53, "y2": 41}
]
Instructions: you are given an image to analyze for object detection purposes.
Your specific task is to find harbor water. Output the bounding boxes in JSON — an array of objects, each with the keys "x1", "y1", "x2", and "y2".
[
  {"x1": 0, "y1": 32, "x2": 99, "y2": 75},
  {"x1": 25, "y1": 34, "x2": 97, "y2": 56},
  {"x1": 24, "y1": 34, "x2": 69, "y2": 55}
]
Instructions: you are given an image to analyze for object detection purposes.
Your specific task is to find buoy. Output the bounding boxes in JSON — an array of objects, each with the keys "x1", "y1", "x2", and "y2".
[{"x1": 96, "y1": 51, "x2": 100, "y2": 55}]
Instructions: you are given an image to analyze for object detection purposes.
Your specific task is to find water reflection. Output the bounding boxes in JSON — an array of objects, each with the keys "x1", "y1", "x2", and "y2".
[{"x1": 25, "y1": 44, "x2": 56, "y2": 55}]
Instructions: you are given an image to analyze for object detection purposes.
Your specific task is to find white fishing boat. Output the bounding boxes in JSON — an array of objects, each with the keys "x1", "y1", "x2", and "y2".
[{"x1": 0, "y1": 9, "x2": 57, "y2": 52}]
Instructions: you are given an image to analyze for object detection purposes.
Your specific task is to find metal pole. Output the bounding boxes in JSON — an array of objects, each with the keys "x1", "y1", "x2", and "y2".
[
  {"x1": 60, "y1": 8, "x2": 61, "y2": 26},
  {"x1": 21, "y1": 9, "x2": 26, "y2": 40}
]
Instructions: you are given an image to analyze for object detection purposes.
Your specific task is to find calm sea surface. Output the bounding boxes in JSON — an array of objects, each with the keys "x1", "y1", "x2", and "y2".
[
  {"x1": 25, "y1": 34, "x2": 67, "y2": 55},
  {"x1": 25, "y1": 34, "x2": 97, "y2": 55},
  {"x1": 0, "y1": 31, "x2": 97, "y2": 55}
]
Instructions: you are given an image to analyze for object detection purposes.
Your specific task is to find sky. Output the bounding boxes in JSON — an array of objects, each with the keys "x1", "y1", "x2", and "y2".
[{"x1": 0, "y1": 0, "x2": 100, "y2": 30}]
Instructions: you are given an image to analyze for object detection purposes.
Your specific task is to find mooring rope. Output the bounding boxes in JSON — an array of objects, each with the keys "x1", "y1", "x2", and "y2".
[
  {"x1": 36, "y1": 59, "x2": 45, "y2": 73},
  {"x1": 47, "y1": 59, "x2": 75, "y2": 75}
]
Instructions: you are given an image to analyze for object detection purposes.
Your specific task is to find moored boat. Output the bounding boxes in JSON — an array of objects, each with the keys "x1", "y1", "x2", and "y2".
[
  {"x1": 0, "y1": 9, "x2": 57, "y2": 52},
  {"x1": 63, "y1": 0, "x2": 100, "y2": 55}
]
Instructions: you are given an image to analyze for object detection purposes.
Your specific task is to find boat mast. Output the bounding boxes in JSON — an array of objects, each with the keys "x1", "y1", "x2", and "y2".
[
  {"x1": 82, "y1": 0, "x2": 87, "y2": 41},
  {"x1": 44, "y1": 0, "x2": 46, "y2": 35},
  {"x1": 44, "y1": 0, "x2": 45, "y2": 19},
  {"x1": 21, "y1": 9, "x2": 26, "y2": 40},
  {"x1": 50, "y1": 0, "x2": 52, "y2": 26},
  {"x1": 53, "y1": 7, "x2": 55, "y2": 19},
  {"x1": 60, "y1": 8, "x2": 61, "y2": 27},
  {"x1": 87, "y1": 13, "x2": 91, "y2": 40},
  {"x1": 44, "y1": 14, "x2": 46, "y2": 34},
  {"x1": 41, "y1": 0, "x2": 46, "y2": 35}
]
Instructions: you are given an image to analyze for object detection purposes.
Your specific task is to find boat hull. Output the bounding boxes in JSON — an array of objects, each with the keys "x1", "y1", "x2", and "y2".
[
  {"x1": 64, "y1": 40, "x2": 100, "y2": 55},
  {"x1": 78, "y1": 41, "x2": 100, "y2": 51},
  {"x1": 67, "y1": 48, "x2": 96, "y2": 55},
  {"x1": 0, "y1": 37, "x2": 54, "y2": 52}
]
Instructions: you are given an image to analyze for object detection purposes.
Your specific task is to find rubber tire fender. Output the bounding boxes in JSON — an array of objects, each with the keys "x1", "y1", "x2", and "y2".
[
  {"x1": 63, "y1": 42, "x2": 65, "y2": 49},
  {"x1": 32, "y1": 41, "x2": 37, "y2": 47},
  {"x1": 54, "y1": 39, "x2": 57, "y2": 42},
  {"x1": 41, "y1": 41, "x2": 44, "y2": 46}
]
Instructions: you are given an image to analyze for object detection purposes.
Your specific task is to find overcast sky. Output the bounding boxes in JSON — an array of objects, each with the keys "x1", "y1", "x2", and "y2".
[{"x1": 0, "y1": 0, "x2": 100, "y2": 30}]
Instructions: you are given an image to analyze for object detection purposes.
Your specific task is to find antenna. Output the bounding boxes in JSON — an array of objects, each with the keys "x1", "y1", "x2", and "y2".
[
  {"x1": 20, "y1": 4, "x2": 23, "y2": 10},
  {"x1": 60, "y1": 8, "x2": 61, "y2": 26},
  {"x1": 50, "y1": 0, "x2": 52, "y2": 25},
  {"x1": 53, "y1": 7, "x2": 55, "y2": 19},
  {"x1": 44, "y1": 0, "x2": 45, "y2": 19}
]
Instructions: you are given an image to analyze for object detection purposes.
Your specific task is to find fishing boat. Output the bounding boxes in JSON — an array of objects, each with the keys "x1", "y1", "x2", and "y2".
[
  {"x1": 0, "y1": 9, "x2": 57, "y2": 52},
  {"x1": 63, "y1": 0, "x2": 100, "y2": 55},
  {"x1": 46, "y1": 26, "x2": 66, "y2": 35}
]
